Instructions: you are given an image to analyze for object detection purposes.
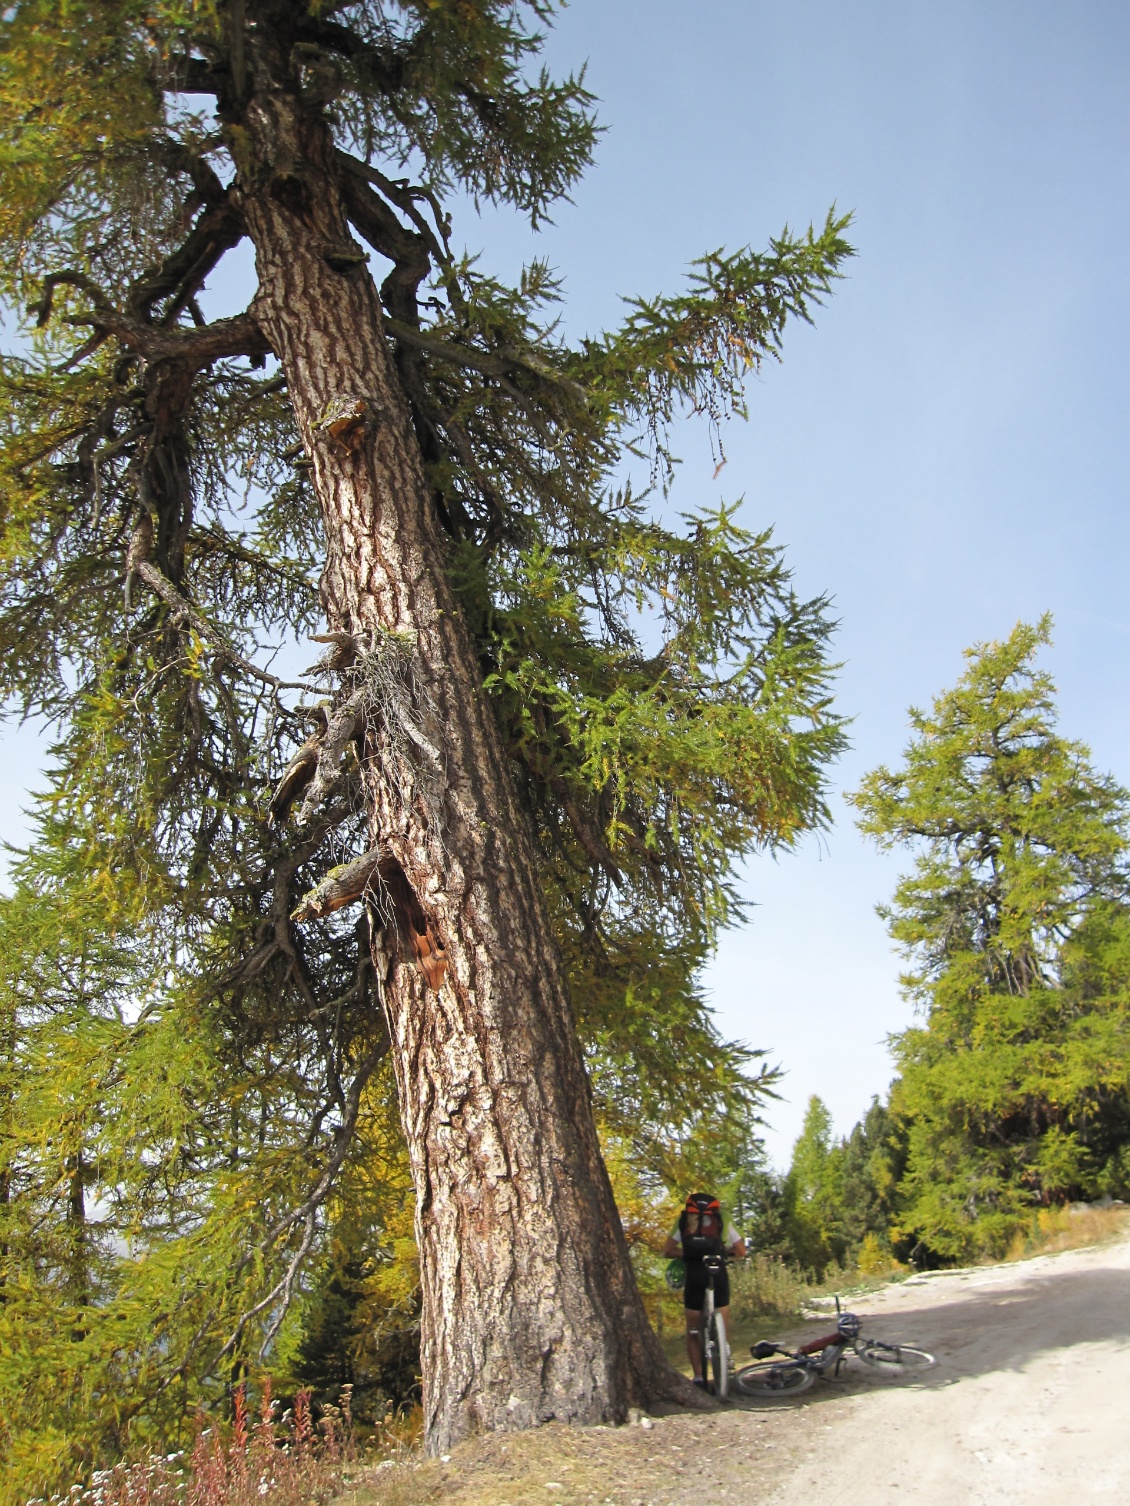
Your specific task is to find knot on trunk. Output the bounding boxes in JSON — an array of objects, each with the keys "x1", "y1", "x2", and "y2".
[
  {"x1": 322, "y1": 241, "x2": 369, "y2": 275},
  {"x1": 314, "y1": 392, "x2": 378, "y2": 450},
  {"x1": 269, "y1": 171, "x2": 314, "y2": 222}
]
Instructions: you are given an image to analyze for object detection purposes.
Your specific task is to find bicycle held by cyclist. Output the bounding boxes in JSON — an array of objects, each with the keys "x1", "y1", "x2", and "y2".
[{"x1": 664, "y1": 1192, "x2": 746, "y2": 1397}]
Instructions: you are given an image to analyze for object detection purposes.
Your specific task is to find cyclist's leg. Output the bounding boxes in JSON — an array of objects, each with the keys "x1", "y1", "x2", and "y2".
[
  {"x1": 684, "y1": 1262, "x2": 707, "y2": 1380},
  {"x1": 684, "y1": 1307, "x2": 703, "y2": 1379},
  {"x1": 713, "y1": 1265, "x2": 731, "y2": 1314}
]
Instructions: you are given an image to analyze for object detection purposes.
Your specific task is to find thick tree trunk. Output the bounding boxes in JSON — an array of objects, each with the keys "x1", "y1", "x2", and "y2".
[{"x1": 236, "y1": 90, "x2": 698, "y2": 1448}]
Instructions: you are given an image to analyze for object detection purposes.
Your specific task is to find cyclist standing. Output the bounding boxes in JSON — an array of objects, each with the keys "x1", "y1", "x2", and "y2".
[{"x1": 663, "y1": 1192, "x2": 747, "y2": 1387}]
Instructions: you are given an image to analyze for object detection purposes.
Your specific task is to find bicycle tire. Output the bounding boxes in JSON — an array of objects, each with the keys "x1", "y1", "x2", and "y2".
[
  {"x1": 855, "y1": 1340, "x2": 935, "y2": 1373},
  {"x1": 700, "y1": 1287, "x2": 715, "y2": 1393},
  {"x1": 710, "y1": 1309, "x2": 729, "y2": 1399},
  {"x1": 733, "y1": 1360, "x2": 816, "y2": 1400}
]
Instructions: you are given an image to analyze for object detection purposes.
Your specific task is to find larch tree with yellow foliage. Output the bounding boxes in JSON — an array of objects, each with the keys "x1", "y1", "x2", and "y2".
[{"x1": 0, "y1": 0, "x2": 849, "y2": 1481}]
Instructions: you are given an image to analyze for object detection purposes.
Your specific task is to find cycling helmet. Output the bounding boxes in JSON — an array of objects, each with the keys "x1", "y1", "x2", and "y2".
[
  {"x1": 836, "y1": 1312, "x2": 861, "y2": 1339},
  {"x1": 664, "y1": 1258, "x2": 686, "y2": 1291}
]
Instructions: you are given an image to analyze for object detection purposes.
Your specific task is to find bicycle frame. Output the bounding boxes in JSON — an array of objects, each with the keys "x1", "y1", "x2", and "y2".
[
  {"x1": 797, "y1": 1329, "x2": 851, "y2": 1376},
  {"x1": 800, "y1": 1294, "x2": 863, "y2": 1376},
  {"x1": 697, "y1": 1253, "x2": 729, "y2": 1397}
]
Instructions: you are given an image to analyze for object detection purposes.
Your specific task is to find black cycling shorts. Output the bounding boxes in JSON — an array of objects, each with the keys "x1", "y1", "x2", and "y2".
[{"x1": 683, "y1": 1261, "x2": 730, "y2": 1311}]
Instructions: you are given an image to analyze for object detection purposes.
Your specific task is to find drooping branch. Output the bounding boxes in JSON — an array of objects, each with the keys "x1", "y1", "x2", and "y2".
[
  {"x1": 130, "y1": 194, "x2": 246, "y2": 326},
  {"x1": 381, "y1": 315, "x2": 586, "y2": 403},
  {"x1": 553, "y1": 782, "x2": 624, "y2": 888},
  {"x1": 221, "y1": 798, "x2": 364, "y2": 994},
  {"x1": 175, "y1": 1021, "x2": 392, "y2": 1380},
  {"x1": 336, "y1": 154, "x2": 433, "y2": 293},
  {"x1": 336, "y1": 150, "x2": 453, "y2": 296},
  {"x1": 133, "y1": 558, "x2": 311, "y2": 693}
]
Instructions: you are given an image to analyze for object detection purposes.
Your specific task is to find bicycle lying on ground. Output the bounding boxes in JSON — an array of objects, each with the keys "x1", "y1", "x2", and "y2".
[{"x1": 734, "y1": 1296, "x2": 935, "y2": 1400}]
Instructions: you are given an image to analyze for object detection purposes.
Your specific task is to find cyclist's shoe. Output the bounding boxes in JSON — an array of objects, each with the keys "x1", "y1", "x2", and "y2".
[{"x1": 692, "y1": 1377, "x2": 706, "y2": 1388}]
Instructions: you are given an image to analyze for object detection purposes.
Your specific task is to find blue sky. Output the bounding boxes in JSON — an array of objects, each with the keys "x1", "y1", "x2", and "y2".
[{"x1": 3, "y1": 0, "x2": 1130, "y2": 1165}]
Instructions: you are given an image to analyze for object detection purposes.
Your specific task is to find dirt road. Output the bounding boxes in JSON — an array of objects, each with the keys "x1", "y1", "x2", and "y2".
[
  {"x1": 356, "y1": 1229, "x2": 1130, "y2": 1506},
  {"x1": 761, "y1": 1229, "x2": 1130, "y2": 1504}
]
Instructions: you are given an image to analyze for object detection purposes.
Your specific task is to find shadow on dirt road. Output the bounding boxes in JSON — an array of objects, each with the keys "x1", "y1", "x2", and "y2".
[{"x1": 752, "y1": 1233, "x2": 1130, "y2": 1504}]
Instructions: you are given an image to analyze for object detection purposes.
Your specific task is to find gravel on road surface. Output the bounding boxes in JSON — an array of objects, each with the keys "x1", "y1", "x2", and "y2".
[{"x1": 759, "y1": 1228, "x2": 1130, "y2": 1504}]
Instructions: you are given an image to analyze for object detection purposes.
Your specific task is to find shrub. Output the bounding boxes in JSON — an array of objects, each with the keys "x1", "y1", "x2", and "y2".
[{"x1": 29, "y1": 1380, "x2": 370, "y2": 1506}]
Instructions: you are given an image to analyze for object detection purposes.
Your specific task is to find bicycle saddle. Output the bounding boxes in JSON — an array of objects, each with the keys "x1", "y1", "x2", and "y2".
[{"x1": 750, "y1": 1341, "x2": 778, "y2": 1359}]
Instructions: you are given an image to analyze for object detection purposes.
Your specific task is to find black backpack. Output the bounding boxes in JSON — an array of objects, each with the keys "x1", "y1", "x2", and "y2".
[{"x1": 679, "y1": 1192, "x2": 725, "y2": 1260}]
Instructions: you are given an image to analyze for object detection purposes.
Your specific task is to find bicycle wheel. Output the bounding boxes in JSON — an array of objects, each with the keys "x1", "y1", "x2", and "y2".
[
  {"x1": 700, "y1": 1288, "x2": 716, "y2": 1393},
  {"x1": 733, "y1": 1360, "x2": 816, "y2": 1400},
  {"x1": 710, "y1": 1309, "x2": 729, "y2": 1399},
  {"x1": 856, "y1": 1340, "x2": 935, "y2": 1373}
]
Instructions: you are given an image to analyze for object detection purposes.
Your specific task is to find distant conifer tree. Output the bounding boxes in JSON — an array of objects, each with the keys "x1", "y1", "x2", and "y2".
[{"x1": 852, "y1": 619, "x2": 1130, "y2": 1259}]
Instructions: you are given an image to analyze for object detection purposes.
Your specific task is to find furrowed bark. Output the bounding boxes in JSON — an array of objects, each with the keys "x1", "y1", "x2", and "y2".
[{"x1": 232, "y1": 68, "x2": 699, "y2": 1449}]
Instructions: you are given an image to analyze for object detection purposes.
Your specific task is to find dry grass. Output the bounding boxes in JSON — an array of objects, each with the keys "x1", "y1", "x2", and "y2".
[
  {"x1": 730, "y1": 1253, "x2": 812, "y2": 1322},
  {"x1": 340, "y1": 1406, "x2": 808, "y2": 1506},
  {"x1": 1006, "y1": 1201, "x2": 1130, "y2": 1262},
  {"x1": 33, "y1": 1384, "x2": 413, "y2": 1506}
]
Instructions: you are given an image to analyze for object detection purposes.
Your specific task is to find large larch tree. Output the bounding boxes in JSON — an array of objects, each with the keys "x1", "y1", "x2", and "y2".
[{"x1": 0, "y1": 0, "x2": 849, "y2": 1457}]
